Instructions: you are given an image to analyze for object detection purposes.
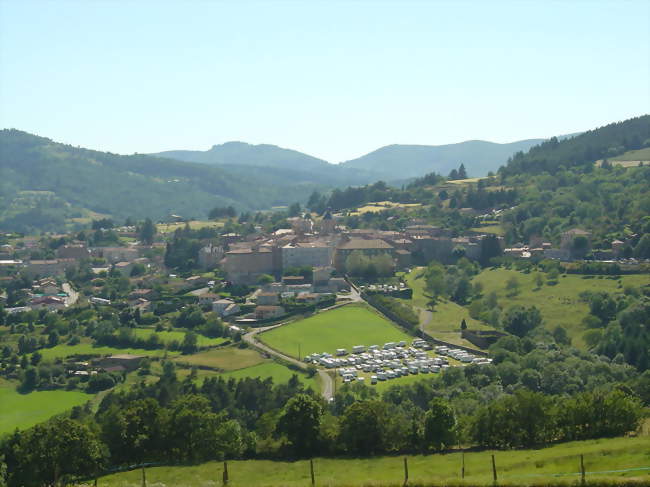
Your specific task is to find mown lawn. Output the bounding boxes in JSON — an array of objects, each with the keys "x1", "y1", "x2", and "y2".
[
  {"x1": 260, "y1": 304, "x2": 411, "y2": 358},
  {"x1": 132, "y1": 328, "x2": 227, "y2": 347},
  {"x1": 174, "y1": 346, "x2": 265, "y2": 371},
  {"x1": 95, "y1": 434, "x2": 650, "y2": 486},
  {"x1": 472, "y1": 268, "x2": 649, "y2": 349},
  {"x1": 39, "y1": 343, "x2": 179, "y2": 361},
  {"x1": 0, "y1": 380, "x2": 92, "y2": 435}
]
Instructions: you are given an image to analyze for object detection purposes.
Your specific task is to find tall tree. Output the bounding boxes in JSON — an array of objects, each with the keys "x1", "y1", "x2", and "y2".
[{"x1": 276, "y1": 394, "x2": 323, "y2": 457}]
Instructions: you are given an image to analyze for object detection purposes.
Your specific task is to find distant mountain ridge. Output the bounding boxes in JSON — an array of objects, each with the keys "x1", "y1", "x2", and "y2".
[{"x1": 152, "y1": 137, "x2": 555, "y2": 181}]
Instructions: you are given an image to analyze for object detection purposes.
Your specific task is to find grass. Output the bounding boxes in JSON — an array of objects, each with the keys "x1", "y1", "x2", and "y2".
[
  {"x1": 469, "y1": 224, "x2": 504, "y2": 235},
  {"x1": 0, "y1": 380, "x2": 92, "y2": 435},
  {"x1": 156, "y1": 220, "x2": 224, "y2": 234},
  {"x1": 349, "y1": 201, "x2": 422, "y2": 216},
  {"x1": 610, "y1": 147, "x2": 650, "y2": 162},
  {"x1": 174, "y1": 346, "x2": 266, "y2": 371},
  {"x1": 39, "y1": 343, "x2": 179, "y2": 361},
  {"x1": 400, "y1": 269, "x2": 491, "y2": 347},
  {"x1": 223, "y1": 361, "x2": 318, "y2": 389},
  {"x1": 472, "y1": 268, "x2": 649, "y2": 349},
  {"x1": 95, "y1": 435, "x2": 650, "y2": 486},
  {"x1": 132, "y1": 328, "x2": 227, "y2": 347},
  {"x1": 259, "y1": 304, "x2": 412, "y2": 358}
]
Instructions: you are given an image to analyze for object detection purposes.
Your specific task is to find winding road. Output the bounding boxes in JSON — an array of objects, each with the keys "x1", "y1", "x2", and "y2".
[{"x1": 243, "y1": 322, "x2": 335, "y2": 401}]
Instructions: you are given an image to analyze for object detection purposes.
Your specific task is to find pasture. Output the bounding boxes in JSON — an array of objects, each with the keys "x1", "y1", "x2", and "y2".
[
  {"x1": 156, "y1": 220, "x2": 224, "y2": 234},
  {"x1": 0, "y1": 380, "x2": 91, "y2": 435},
  {"x1": 223, "y1": 362, "x2": 318, "y2": 389},
  {"x1": 132, "y1": 328, "x2": 226, "y2": 347},
  {"x1": 349, "y1": 201, "x2": 422, "y2": 216},
  {"x1": 259, "y1": 304, "x2": 411, "y2": 358},
  {"x1": 174, "y1": 346, "x2": 265, "y2": 371},
  {"x1": 38, "y1": 343, "x2": 179, "y2": 361},
  {"x1": 472, "y1": 268, "x2": 649, "y2": 349},
  {"x1": 95, "y1": 434, "x2": 650, "y2": 486}
]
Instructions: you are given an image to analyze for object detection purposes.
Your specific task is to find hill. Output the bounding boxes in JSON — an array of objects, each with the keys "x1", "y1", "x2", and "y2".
[
  {"x1": 0, "y1": 130, "x2": 331, "y2": 232},
  {"x1": 340, "y1": 139, "x2": 547, "y2": 179},
  {"x1": 96, "y1": 434, "x2": 650, "y2": 486}
]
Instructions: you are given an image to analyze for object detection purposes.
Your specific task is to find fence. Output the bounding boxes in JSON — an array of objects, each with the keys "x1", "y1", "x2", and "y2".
[{"x1": 74, "y1": 452, "x2": 650, "y2": 486}]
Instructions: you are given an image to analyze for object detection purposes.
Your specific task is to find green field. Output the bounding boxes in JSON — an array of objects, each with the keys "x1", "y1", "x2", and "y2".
[
  {"x1": 174, "y1": 346, "x2": 266, "y2": 371},
  {"x1": 472, "y1": 268, "x2": 650, "y2": 349},
  {"x1": 400, "y1": 269, "x2": 491, "y2": 347},
  {"x1": 611, "y1": 147, "x2": 650, "y2": 162},
  {"x1": 96, "y1": 434, "x2": 650, "y2": 486},
  {"x1": 39, "y1": 343, "x2": 179, "y2": 361},
  {"x1": 260, "y1": 304, "x2": 411, "y2": 358},
  {"x1": 156, "y1": 220, "x2": 224, "y2": 234},
  {"x1": 132, "y1": 328, "x2": 226, "y2": 347},
  {"x1": 223, "y1": 362, "x2": 318, "y2": 390},
  {"x1": 0, "y1": 381, "x2": 92, "y2": 435},
  {"x1": 469, "y1": 224, "x2": 504, "y2": 235}
]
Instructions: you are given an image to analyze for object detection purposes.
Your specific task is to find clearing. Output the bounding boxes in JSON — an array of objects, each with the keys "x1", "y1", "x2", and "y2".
[
  {"x1": 174, "y1": 346, "x2": 266, "y2": 371},
  {"x1": 39, "y1": 343, "x2": 179, "y2": 362},
  {"x1": 132, "y1": 328, "x2": 227, "y2": 347},
  {"x1": 259, "y1": 304, "x2": 412, "y2": 359},
  {"x1": 472, "y1": 268, "x2": 649, "y2": 349}
]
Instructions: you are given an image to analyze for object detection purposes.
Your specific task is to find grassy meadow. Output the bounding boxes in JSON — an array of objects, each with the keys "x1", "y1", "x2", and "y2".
[
  {"x1": 174, "y1": 346, "x2": 266, "y2": 371},
  {"x1": 399, "y1": 269, "x2": 491, "y2": 347},
  {"x1": 132, "y1": 328, "x2": 227, "y2": 347},
  {"x1": 156, "y1": 220, "x2": 224, "y2": 234},
  {"x1": 223, "y1": 362, "x2": 318, "y2": 389},
  {"x1": 259, "y1": 304, "x2": 412, "y2": 358},
  {"x1": 38, "y1": 342, "x2": 179, "y2": 361},
  {"x1": 472, "y1": 268, "x2": 649, "y2": 349},
  {"x1": 0, "y1": 380, "x2": 92, "y2": 435},
  {"x1": 93, "y1": 435, "x2": 650, "y2": 486}
]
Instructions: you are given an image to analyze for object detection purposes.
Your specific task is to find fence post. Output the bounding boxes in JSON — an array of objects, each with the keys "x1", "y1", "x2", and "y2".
[
  {"x1": 403, "y1": 457, "x2": 409, "y2": 486},
  {"x1": 491, "y1": 454, "x2": 497, "y2": 485},
  {"x1": 580, "y1": 454, "x2": 585, "y2": 485},
  {"x1": 461, "y1": 451, "x2": 465, "y2": 480},
  {"x1": 310, "y1": 458, "x2": 315, "y2": 486},
  {"x1": 223, "y1": 461, "x2": 229, "y2": 485},
  {"x1": 141, "y1": 466, "x2": 146, "y2": 487}
]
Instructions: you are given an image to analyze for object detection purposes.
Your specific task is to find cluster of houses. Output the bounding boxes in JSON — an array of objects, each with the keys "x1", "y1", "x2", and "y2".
[
  {"x1": 3, "y1": 277, "x2": 72, "y2": 313},
  {"x1": 214, "y1": 214, "x2": 506, "y2": 286}
]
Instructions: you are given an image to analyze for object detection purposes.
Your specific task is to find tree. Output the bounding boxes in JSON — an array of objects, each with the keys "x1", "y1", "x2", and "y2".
[
  {"x1": 257, "y1": 274, "x2": 274, "y2": 286},
  {"x1": 139, "y1": 218, "x2": 156, "y2": 245},
  {"x1": 634, "y1": 233, "x2": 650, "y2": 259},
  {"x1": 460, "y1": 318, "x2": 467, "y2": 330},
  {"x1": 534, "y1": 272, "x2": 545, "y2": 289},
  {"x1": 339, "y1": 401, "x2": 389, "y2": 455},
  {"x1": 288, "y1": 202, "x2": 302, "y2": 217},
  {"x1": 458, "y1": 163, "x2": 468, "y2": 179},
  {"x1": 6, "y1": 418, "x2": 105, "y2": 486},
  {"x1": 503, "y1": 306, "x2": 542, "y2": 337},
  {"x1": 505, "y1": 276, "x2": 520, "y2": 296},
  {"x1": 181, "y1": 331, "x2": 198, "y2": 354},
  {"x1": 276, "y1": 394, "x2": 322, "y2": 457},
  {"x1": 423, "y1": 398, "x2": 456, "y2": 451},
  {"x1": 47, "y1": 330, "x2": 59, "y2": 348}
]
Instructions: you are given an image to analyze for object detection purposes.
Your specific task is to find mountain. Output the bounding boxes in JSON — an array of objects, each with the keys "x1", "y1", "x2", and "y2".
[
  {"x1": 0, "y1": 130, "x2": 332, "y2": 233},
  {"x1": 153, "y1": 142, "x2": 377, "y2": 186},
  {"x1": 153, "y1": 138, "x2": 558, "y2": 183},
  {"x1": 339, "y1": 139, "x2": 548, "y2": 180},
  {"x1": 155, "y1": 141, "x2": 331, "y2": 171}
]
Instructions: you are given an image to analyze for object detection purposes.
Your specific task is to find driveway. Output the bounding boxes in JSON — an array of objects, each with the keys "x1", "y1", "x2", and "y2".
[{"x1": 62, "y1": 282, "x2": 79, "y2": 306}]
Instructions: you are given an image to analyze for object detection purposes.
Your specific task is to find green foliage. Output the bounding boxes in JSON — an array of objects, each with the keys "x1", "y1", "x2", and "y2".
[
  {"x1": 503, "y1": 305, "x2": 542, "y2": 337},
  {"x1": 423, "y1": 398, "x2": 456, "y2": 451},
  {"x1": 276, "y1": 394, "x2": 323, "y2": 457}
]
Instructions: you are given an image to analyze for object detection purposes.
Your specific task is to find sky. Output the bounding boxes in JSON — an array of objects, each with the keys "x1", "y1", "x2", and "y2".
[{"x1": 1, "y1": 0, "x2": 648, "y2": 163}]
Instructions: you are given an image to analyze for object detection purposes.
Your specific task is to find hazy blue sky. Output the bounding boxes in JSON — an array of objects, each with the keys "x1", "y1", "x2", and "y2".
[{"x1": 1, "y1": 0, "x2": 648, "y2": 162}]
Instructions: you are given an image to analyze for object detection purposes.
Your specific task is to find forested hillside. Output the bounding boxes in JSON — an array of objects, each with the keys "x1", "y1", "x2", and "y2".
[{"x1": 0, "y1": 130, "x2": 329, "y2": 232}]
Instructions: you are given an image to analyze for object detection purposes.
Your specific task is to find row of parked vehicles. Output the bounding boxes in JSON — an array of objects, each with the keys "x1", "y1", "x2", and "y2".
[
  {"x1": 303, "y1": 338, "x2": 494, "y2": 385},
  {"x1": 434, "y1": 345, "x2": 493, "y2": 365}
]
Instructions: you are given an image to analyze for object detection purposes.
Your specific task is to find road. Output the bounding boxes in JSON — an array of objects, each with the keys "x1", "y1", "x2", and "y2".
[
  {"x1": 243, "y1": 319, "x2": 336, "y2": 401},
  {"x1": 62, "y1": 282, "x2": 79, "y2": 306}
]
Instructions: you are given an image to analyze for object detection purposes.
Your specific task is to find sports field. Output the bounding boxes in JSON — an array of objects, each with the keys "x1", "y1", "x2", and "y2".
[
  {"x1": 0, "y1": 380, "x2": 91, "y2": 435},
  {"x1": 472, "y1": 268, "x2": 649, "y2": 349},
  {"x1": 96, "y1": 434, "x2": 650, "y2": 486},
  {"x1": 259, "y1": 304, "x2": 412, "y2": 358}
]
